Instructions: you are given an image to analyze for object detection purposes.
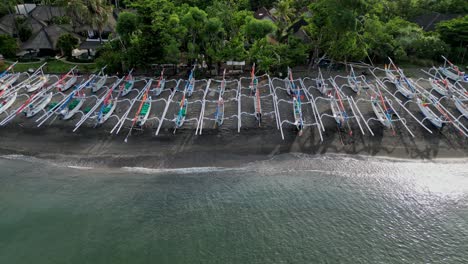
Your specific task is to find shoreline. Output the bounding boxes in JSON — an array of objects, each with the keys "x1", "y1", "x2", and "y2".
[{"x1": 0, "y1": 123, "x2": 466, "y2": 169}]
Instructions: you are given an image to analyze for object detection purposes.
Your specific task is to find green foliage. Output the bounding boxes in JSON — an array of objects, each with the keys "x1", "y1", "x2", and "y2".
[
  {"x1": 96, "y1": 47, "x2": 123, "y2": 73},
  {"x1": 18, "y1": 25, "x2": 32, "y2": 42},
  {"x1": 56, "y1": 34, "x2": 79, "y2": 58},
  {"x1": 116, "y1": 12, "x2": 138, "y2": 39},
  {"x1": 244, "y1": 19, "x2": 276, "y2": 42},
  {"x1": 0, "y1": 34, "x2": 17, "y2": 58},
  {"x1": 437, "y1": 16, "x2": 468, "y2": 47}
]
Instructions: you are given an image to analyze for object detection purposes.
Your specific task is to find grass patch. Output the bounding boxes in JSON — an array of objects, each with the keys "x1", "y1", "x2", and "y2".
[{"x1": 0, "y1": 59, "x2": 97, "y2": 74}]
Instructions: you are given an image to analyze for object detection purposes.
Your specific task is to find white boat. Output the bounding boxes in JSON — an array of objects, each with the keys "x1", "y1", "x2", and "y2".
[
  {"x1": 97, "y1": 100, "x2": 117, "y2": 124},
  {"x1": 347, "y1": 77, "x2": 362, "y2": 93},
  {"x1": 92, "y1": 75, "x2": 107, "y2": 93},
  {"x1": 386, "y1": 69, "x2": 414, "y2": 99},
  {"x1": 330, "y1": 97, "x2": 344, "y2": 125},
  {"x1": 186, "y1": 79, "x2": 195, "y2": 97},
  {"x1": 250, "y1": 78, "x2": 258, "y2": 95},
  {"x1": 26, "y1": 75, "x2": 48, "y2": 93},
  {"x1": 416, "y1": 98, "x2": 443, "y2": 128},
  {"x1": 60, "y1": 97, "x2": 85, "y2": 120},
  {"x1": 153, "y1": 79, "x2": 165, "y2": 97},
  {"x1": 56, "y1": 76, "x2": 77, "y2": 92},
  {"x1": 371, "y1": 97, "x2": 392, "y2": 128},
  {"x1": 454, "y1": 97, "x2": 468, "y2": 119},
  {"x1": 430, "y1": 78, "x2": 449, "y2": 96},
  {"x1": 121, "y1": 79, "x2": 135, "y2": 97},
  {"x1": 25, "y1": 92, "x2": 53, "y2": 118},
  {"x1": 136, "y1": 96, "x2": 152, "y2": 126},
  {"x1": 0, "y1": 73, "x2": 19, "y2": 90},
  {"x1": 439, "y1": 67, "x2": 465, "y2": 82},
  {"x1": 0, "y1": 91, "x2": 17, "y2": 115}
]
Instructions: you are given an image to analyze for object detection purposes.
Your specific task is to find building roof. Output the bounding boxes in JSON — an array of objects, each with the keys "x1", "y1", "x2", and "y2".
[
  {"x1": 14, "y1": 4, "x2": 36, "y2": 15},
  {"x1": 22, "y1": 24, "x2": 80, "y2": 50},
  {"x1": 0, "y1": 14, "x2": 21, "y2": 35},
  {"x1": 254, "y1": 7, "x2": 277, "y2": 22},
  {"x1": 410, "y1": 12, "x2": 462, "y2": 31},
  {"x1": 30, "y1": 6, "x2": 66, "y2": 22},
  {"x1": 79, "y1": 40, "x2": 105, "y2": 50}
]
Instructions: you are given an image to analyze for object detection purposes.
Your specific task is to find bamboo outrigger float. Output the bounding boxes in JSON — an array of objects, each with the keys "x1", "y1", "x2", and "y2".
[
  {"x1": 439, "y1": 56, "x2": 467, "y2": 82},
  {"x1": 120, "y1": 69, "x2": 135, "y2": 97}
]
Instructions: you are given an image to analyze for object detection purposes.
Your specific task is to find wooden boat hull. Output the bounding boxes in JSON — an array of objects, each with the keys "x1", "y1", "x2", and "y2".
[
  {"x1": 293, "y1": 97, "x2": 302, "y2": 128},
  {"x1": 153, "y1": 80, "x2": 165, "y2": 97},
  {"x1": 395, "y1": 81, "x2": 414, "y2": 99},
  {"x1": 136, "y1": 97, "x2": 152, "y2": 126},
  {"x1": 439, "y1": 67, "x2": 463, "y2": 82},
  {"x1": 330, "y1": 99, "x2": 343, "y2": 125},
  {"x1": 92, "y1": 76, "x2": 107, "y2": 93},
  {"x1": 0, "y1": 74, "x2": 19, "y2": 90},
  {"x1": 316, "y1": 80, "x2": 330, "y2": 95},
  {"x1": 25, "y1": 92, "x2": 53, "y2": 118},
  {"x1": 57, "y1": 76, "x2": 77, "y2": 92},
  {"x1": 371, "y1": 100, "x2": 392, "y2": 128},
  {"x1": 98, "y1": 101, "x2": 117, "y2": 125},
  {"x1": 175, "y1": 101, "x2": 188, "y2": 128},
  {"x1": 61, "y1": 98, "x2": 85, "y2": 120},
  {"x1": 430, "y1": 79, "x2": 448, "y2": 96},
  {"x1": 417, "y1": 99, "x2": 443, "y2": 128},
  {"x1": 187, "y1": 82, "x2": 195, "y2": 97},
  {"x1": 26, "y1": 77, "x2": 48, "y2": 93},
  {"x1": 347, "y1": 79, "x2": 360, "y2": 93},
  {"x1": 121, "y1": 81, "x2": 135, "y2": 97},
  {"x1": 0, "y1": 91, "x2": 17, "y2": 114}
]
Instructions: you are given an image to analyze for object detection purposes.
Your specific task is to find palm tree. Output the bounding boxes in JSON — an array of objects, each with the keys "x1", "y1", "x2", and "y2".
[{"x1": 274, "y1": 0, "x2": 296, "y2": 41}]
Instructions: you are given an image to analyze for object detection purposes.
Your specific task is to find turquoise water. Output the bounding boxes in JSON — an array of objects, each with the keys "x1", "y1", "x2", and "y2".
[{"x1": 0, "y1": 155, "x2": 467, "y2": 263}]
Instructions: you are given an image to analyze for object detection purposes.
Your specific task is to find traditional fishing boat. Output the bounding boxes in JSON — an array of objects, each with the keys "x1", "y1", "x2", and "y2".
[
  {"x1": 56, "y1": 75, "x2": 77, "y2": 92},
  {"x1": 439, "y1": 56, "x2": 467, "y2": 82},
  {"x1": 0, "y1": 91, "x2": 17, "y2": 115},
  {"x1": 60, "y1": 93, "x2": 86, "y2": 120},
  {"x1": 153, "y1": 70, "x2": 166, "y2": 97},
  {"x1": 175, "y1": 96, "x2": 188, "y2": 128},
  {"x1": 429, "y1": 78, "x2": 450, "y2": 96},
  {"x1": 371, "y1": 96, "x2": 392, "y2": 128},
  {"x1": 121, "y1": 74, "x2": 135, "y2": 97},
  {"x1": 293, "y1": 95, "x2": 303, "y2": 132},
  {"x1": 92, "y1": 75, "x2": 107, "y2": 93},
  {"x1": 286, "y1": 67, "x2": 296, "y2": 96},
  {"x1": 249, "y1": 64, "x2": 257, "y2": 95},
  {"x1": 25, "y1": 92, "x2": 53, "y2": 118},
  {"x1": 97, "y1": 99, "x2": 117, "y2": 125},
  {"x1": 347, "y1": 66, "x2": 363, "y2": 93},
  {"x1": 416, "y1": 97, "x2": 443, "y2": 128},
  {"x1": 0, "y1": 73, "x2": 20, "y2": 90},
  {"x1": 385, "y1": 65, "x2": 415, "y2": 99},
  {"x1": 136, "y1": 96, "x2": 152, "y2": 127},
  {"x1": 254, "y1": 88, "x2": 262, "y2": 126},
  {"x1": 26, "y1": 75, "x2": 48, "y2": 93},
  {"x1": 316, "y1": 69, "x2": 331, "y2": 95},
  {"x1": 454, "y1": 97, "x2": 468, "y2": 119},
  {"x1": 330, "y1": 96, "x2": 345, "y2": 125},
  {"x1": 215, "y1": 98, "x2": 224, "y2": 127},
  {"x1": 218, "y1": 69, "x2": 226, "y2": 97}
]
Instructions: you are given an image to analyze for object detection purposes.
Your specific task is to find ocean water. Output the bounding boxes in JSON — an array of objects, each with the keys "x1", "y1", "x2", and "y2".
[{"x1": 0, "y1": 154, "x2": 467, "y2": 263}]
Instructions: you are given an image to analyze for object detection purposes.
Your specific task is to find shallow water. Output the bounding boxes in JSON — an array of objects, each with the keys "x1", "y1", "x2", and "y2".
[{"x1": 0, "y1": 155, "x2": 467, "y2": 263}]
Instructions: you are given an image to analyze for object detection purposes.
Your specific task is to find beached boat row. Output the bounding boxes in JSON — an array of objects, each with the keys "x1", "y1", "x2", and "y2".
[{"x1": 0, "y1": 57, "x2": 467, "y2": 142}]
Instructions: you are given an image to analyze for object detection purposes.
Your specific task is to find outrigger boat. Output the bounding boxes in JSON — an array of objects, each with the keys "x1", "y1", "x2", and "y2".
[
  {"x1": 429, "y1": 78, "x2": 451, "y2": 96},
  {"x1": 215, "y1": 97, "x2": 224, "y2": 127},
  {"x1": 286, "y1": 67, "x2": 297, "y2": 96},
  {"x1": 120, "y1": 69, "x2": 135, "y2": 97},
  {"x1": 59, "y1": 90, "x2": 86, "y2": 120},
  {"x1": 136, "y1": 96, "x2": 152, "y2": 127},
  {"x1": 186, "y1": 65, "x2": 196, "y2": 97},
  {"x1": 347, "y1": 65, "x2": 363, "y2": 93},
  {"x1": 316, "y1": 68, "x2": 331, "y2": 95},
  {"x1": 0, "y1": 91, "x2": 17, "y2": 115},
  {"x1": 249, "y1": 63, "x2": 258, "y2": 95},
  {"x1": 26, "y1": 75, "x2": 49, "y2": 93},
  {"x1": 371, "y1": 96, "x2": 393, "y2": 129},
  {"x1": 439, "y1": 56, "x2": 467, "y2": 82},
  {"x1": 175, "y1": 93, "x2": 188, "y2": 129},
  {"x1": 385, "y1": 59, "x2": 416, "y2": 99},
  {"x1": 293, "y1": 95, "x2": 304, "y2": 135},
  {"x1": 152, "y1": 69, "x2": 165, "y2": 97},
  {"x1": 0, "y1": 73, "x2": 20, "y2": 90},
  {"x1": 96, "y1": 98, "x2": 117, "y2": 125},
  {"x1": 25, "y1": 92, "x2": 53, "y2": 118},
  {"x1": 416, "y1": 97, "x2": 444, "y2": 128},
  {"x1": 92, "y1": 75, "x2": 107, "y2": 93},
  {"x1": 218, "y1": 69, "x2": 226, "y2": 96},
  {"x1": 254, "y1": 88, "x2": 262, "y2": 127},
  {"x1": 329, "y1": 78, "x2": 352, "y2": 135},
  {"x1": 56, "y1": 74, "x2": 77, "y2": 92},
  {"x1": 454, "y1": 97, "x2": 468, "y2": 119}
]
